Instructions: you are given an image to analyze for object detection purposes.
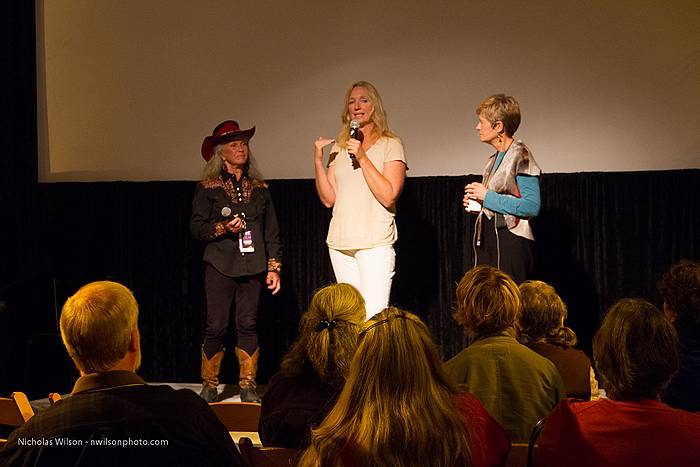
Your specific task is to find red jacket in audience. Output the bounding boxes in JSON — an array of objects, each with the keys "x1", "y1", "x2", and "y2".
[{"x1": 535, "y1": 397, "x2": 700, "y2": 467}]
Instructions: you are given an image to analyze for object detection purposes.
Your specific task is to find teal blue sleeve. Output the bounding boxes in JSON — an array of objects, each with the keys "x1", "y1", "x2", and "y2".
[{"x1": 483, "y1": 175, "x2": 540, "y2": 217}]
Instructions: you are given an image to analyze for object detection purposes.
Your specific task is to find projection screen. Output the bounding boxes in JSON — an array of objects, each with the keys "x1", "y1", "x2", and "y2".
[{"x1": 36, "y1": 0, "x2": 700, "y2": 181}]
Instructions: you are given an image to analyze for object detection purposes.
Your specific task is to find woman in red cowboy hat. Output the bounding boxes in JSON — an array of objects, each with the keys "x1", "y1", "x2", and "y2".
[{"x1": 191, "y1": 120, "x2": 282, "y2": 402}]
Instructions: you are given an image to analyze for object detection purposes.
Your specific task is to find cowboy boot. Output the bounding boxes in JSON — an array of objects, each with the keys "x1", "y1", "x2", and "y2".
[
  {"x1": 235, "y1": 347, "x2": 260, "y2": 402},
  {"x1": 199, "y1": 347, "x2": 224, "y2": 403}
]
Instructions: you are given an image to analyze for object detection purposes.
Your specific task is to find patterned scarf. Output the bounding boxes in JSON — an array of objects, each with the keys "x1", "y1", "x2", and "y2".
[{"x1": 481, "y1": 140, "x2": 541, "y2": 230}]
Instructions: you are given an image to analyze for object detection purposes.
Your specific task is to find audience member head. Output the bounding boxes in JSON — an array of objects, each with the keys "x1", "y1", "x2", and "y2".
[
  {"x1": 657, "y1": 260, "x2": 700, "y2": 340},
  {"x1": 593, "y1": 298, "x2": 679, "y2": 401},
  {"x1": 455, "y1": 265, "x2": 521, "y2": 339},
  {"x1": 300, "y1": 307, "x2": 470, "y2": 467},
  {"x1": 281, "y1": 283, "x2": 365, "y2": 385},
  {"x1": 518, "y1": 280, "x2": 577, "y2": 347},
  {"x1": 60, "y1": 280, "x2": 141, "y2": 375},
  {"x1": 475, "y1": 94, "x2": 522, "y2": 137}
]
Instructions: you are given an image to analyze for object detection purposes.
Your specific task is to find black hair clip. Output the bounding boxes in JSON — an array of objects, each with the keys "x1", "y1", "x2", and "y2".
[
  {"x1": 316, "y1": 319, "x2": 338, "y2": 332},
  {"x1": 359, "y1": 313, "x2": 409, "y2": 336}
]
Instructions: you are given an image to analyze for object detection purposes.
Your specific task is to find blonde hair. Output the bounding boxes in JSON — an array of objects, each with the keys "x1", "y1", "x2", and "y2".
[
  {"x1": 455, "y1": 265, "x2": 521, "y2": 338},
  {"x1": 336, "y1": 81, "x2": 395, "y2": 148},
  {"x1": 60, "y1": 281, "x2": 139, "y2": 374},
  {"x1": 281, "y1": 283, "x2": 365, "y2": 384},
  {"x1": 201, "y1": 140, "x2": 267, "y2": 187},
  {"x1": 475, "y1": 94, "x2": 521, "y2": 137},
  {"x1": 299, "y1": 307, "x2": 471, "y2": 467},
  {"x1": 518, "y1": 280, "x2": 577, "y2": 347}
]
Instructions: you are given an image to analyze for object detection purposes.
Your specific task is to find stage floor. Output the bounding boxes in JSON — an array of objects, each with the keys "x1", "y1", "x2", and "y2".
[{"x1": 30, "y1": 382, "x2": 266, "y2": 412}]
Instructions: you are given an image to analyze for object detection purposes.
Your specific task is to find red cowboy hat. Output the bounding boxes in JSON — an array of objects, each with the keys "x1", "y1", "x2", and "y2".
[{"x1": 201, "y1": 120, "x2": 256, "y2": 161}]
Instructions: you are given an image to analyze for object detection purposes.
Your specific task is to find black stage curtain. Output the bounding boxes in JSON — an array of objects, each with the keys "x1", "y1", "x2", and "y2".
[{"x1": 1, "y1": 171, "x2": 698, "y2": 399}]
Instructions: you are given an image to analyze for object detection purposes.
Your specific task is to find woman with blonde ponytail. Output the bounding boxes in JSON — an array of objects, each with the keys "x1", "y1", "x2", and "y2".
[
  {"x1": 260, "y1": 283, "x2": 365, "y2": 448},
  {"x1": 299, "y1": 307, "x2": 510, "y2": 467},
  {"x1": 518, "y1": 280, "x2": 599, "y2": 400}
]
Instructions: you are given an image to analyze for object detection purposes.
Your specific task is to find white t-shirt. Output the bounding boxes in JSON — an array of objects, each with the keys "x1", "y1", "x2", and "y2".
[{"x1": 326, "y1": 136, "x2": 407, "y2": 250}]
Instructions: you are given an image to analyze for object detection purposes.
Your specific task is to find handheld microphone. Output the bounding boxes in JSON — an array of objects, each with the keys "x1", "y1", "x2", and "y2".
[
  {"x1": 350, "y1": 120, "x2": 361, "y2": 140},
  {"x1": 349, "y1": 120, "x2": 364, "y2": 158}
]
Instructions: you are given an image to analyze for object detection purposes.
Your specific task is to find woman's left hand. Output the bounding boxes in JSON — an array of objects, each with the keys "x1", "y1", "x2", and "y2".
[
  {"x1": 346, "y1": 138, "x2": 367, "y2": 161},
  {"x1": 465, "y1": 182, "x2": 488, "y2": 201},
  {"x1": 266, "y1": 271, "x2": 281, "y2": 295}
]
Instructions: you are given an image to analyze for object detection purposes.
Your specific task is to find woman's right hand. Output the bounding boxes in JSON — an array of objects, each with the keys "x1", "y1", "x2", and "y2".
[
  {"x1": 225, "y1": 216, "x2": 244, "y2": 233},
  {"x1": 314, "y1": 137, "x2": 335, "y2": 160},
  {"x1": 314, "y1": 137, "x2": 337, "y2": 208}
]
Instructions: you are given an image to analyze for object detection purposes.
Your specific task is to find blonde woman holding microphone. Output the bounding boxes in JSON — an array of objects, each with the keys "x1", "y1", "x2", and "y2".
[{"x1": 314, "y1": 81, "x2": 407, "y2": 320}]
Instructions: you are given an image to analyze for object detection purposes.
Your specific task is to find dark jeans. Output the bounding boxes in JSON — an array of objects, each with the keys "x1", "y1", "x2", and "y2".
[{"x1": 203, "y1": 264, "x2": 263, "y2": 357}]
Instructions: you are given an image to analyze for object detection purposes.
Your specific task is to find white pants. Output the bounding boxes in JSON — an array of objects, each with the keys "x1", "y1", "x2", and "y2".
[{"x1": 328, "y1": 245, "x2": 396, "y2": 321}]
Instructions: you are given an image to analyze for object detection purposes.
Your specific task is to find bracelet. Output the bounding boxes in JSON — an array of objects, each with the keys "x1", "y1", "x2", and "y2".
[{"x1": 267, "y1": 258, "x2": 282, "y2": 274}]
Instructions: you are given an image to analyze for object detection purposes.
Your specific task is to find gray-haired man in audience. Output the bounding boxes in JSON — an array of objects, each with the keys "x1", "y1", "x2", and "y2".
[{"x1": 0, "y1": 280, "x2": 244, "y2": 466}]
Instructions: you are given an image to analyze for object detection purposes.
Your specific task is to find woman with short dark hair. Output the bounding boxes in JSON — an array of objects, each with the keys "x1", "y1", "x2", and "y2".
[
  {"x1": 535, "y1": 299, "x2": 700, "y2": 467},
  {"x1": 658, "y1": 260, "x2": 700, "y2": 411}
]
